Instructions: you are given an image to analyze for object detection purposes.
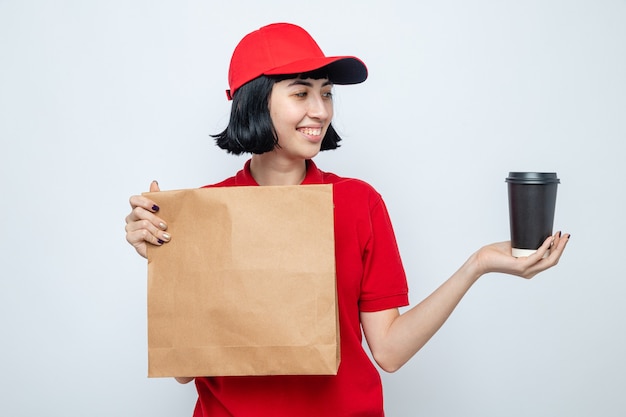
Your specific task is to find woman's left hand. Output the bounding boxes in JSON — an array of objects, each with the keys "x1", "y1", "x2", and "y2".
[{"x1": 474, "y1": 231, "x2": 570, "y2": 279}]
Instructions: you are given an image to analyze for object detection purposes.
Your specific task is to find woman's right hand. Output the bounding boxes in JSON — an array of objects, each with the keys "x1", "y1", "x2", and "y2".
[{"x1": 125, "y1": 181, "x2": 171, "y2": 258}]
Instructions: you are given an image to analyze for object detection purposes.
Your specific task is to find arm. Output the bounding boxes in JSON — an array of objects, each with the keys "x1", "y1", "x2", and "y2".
[
  {"x1": 361, "y1": 232, "x2": 570, "y2": 373},
  {"x1": 125, "y1": 180, "x2": 171, "y2": 258}
]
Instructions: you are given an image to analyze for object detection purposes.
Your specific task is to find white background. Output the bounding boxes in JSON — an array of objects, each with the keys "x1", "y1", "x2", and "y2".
[{"x1": 1, "y1": 1, "x2": 625, "y2": 416}]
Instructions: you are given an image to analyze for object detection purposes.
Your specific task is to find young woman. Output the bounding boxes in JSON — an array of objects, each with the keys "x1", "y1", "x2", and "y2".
[{"x1": 125, "y1": 23, "x2": 569, "y2": 416}]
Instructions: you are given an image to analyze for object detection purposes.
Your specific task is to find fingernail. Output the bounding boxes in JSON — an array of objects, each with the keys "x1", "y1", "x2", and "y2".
[
  {"x1": 162, "y1": 233, "x2": 171, "y2": 241},
  {"x1": 159, "y1": 222, "x2": 167, "y2": 230},
  {"x1": 152, "y1": 204, "x2": 160, "y2": 212},
  {"x1": 558, "y1": 231, "x2": 562, "y2": 238},
  {"x1": 157, "y1": 239, "x2": 164, "y2": 244}
]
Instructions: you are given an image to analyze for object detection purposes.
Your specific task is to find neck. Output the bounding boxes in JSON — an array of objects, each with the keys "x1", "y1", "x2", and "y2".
[{"x1": 249, "y1": 154, "x2": 307, "y2": 186}]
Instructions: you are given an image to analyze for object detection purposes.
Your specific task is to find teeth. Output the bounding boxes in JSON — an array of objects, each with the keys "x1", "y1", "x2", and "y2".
[{"x1": 299, "y1": 127, "x2": 322, "y2": 136}]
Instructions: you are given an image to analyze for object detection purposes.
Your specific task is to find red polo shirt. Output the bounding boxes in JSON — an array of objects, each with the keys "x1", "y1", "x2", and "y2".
[{"x1": 193, "y1": 159, "x2": 409, "y2": 417}]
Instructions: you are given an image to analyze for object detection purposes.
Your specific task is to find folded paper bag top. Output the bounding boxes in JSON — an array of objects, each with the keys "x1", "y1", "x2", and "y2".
[{"x1": 143, "y1": 184, "x2": 339, "y2": 377}]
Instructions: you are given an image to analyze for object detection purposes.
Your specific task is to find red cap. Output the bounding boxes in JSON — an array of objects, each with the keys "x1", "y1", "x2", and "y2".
[{"x1": 226, "y1": 23, "x2": 368, "y2": 100}]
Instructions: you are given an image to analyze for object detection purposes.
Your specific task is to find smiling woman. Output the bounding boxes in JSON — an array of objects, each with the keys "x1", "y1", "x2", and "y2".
[{"x1": 123, "y1": 22, "x2": 569, "y2": 417}]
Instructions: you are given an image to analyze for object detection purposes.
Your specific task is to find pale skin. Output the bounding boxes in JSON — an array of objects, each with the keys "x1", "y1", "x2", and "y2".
[{"x1": 125, "y1": 77, "x2": 570, "y2": 384}]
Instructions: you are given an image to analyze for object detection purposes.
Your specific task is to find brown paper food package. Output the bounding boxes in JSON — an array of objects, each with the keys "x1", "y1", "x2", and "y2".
[{"x1": 144, "y1": 184, "x2": 339, "y2": 377}]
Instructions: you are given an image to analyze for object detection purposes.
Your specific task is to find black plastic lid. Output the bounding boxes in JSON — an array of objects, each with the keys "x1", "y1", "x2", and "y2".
[{"x1": 505, "y1": 172, "x2": 560, "y2": 184}]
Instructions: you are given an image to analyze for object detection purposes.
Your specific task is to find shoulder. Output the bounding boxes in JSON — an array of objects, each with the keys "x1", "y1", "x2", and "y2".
[
  {"x1": 334, "y1": 177, "x2": 381, "y2": 197},
  {"x1": 203, "y1": 176, "x2": 237, "y2": 188},
  {"x1": 319, "y1": 170, "x2": 383, "y2": 208}
]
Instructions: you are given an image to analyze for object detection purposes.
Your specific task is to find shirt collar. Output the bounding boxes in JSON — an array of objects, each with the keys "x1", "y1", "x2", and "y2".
[{"x1": 235, "y1": 159, "x2": 324, "y2": 185}]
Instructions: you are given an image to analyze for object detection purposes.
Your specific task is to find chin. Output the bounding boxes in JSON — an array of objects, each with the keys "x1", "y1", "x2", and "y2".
[{"x1": 303, "y1": 147, "x2": 322, "y2": 160}]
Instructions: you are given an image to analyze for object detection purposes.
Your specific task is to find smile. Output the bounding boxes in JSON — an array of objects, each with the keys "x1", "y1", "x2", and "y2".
[{"x1": 298, "y1": 127, "x2": 322, "y2": 136}]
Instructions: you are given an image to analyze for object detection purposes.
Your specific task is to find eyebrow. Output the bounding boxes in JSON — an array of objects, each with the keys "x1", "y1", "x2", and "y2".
[{"x1": 287, "y1": 79, "x2": 333, "y2": 87}]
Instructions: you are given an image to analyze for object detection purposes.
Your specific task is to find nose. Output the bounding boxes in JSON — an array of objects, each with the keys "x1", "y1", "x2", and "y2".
[{"x1": 307, "y1": 93, "x2": 332, "y2": 121}]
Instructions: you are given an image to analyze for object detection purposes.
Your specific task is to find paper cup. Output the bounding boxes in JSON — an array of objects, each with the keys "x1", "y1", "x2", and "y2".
[{"x1": 506, "y1": 172, "x2": 560, "y2": 257}]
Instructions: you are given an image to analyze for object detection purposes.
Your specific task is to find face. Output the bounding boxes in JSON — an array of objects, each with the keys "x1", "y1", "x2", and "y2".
[{"x1": 268, "y1": 77, "x2": 334, "y2": 161}]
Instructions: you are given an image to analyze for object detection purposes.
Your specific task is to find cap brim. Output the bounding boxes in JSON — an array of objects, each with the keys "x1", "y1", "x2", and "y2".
[{"x1": 264, "y1": 56, "x2": 368, "y2": 85}]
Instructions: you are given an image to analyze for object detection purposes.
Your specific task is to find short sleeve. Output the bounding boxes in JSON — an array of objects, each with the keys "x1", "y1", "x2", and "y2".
[{"x1": 359, "y1": 196, "x2": 409, "y2": 312}]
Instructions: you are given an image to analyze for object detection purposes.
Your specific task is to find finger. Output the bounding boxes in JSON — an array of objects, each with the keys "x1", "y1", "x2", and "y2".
[
  {"x1": 524, "y1": 232, "x2": 570, "y2": 277},
  {"x1": 126, "y1": 226, "x2": 170, "y2": 247},
  {"x1": 150, "y1": 180, "x2": 160, "y2": 193},
  {"x1": 125, "y1": 219, "x2": 171, "y2": 245},
  {"x1": 128, "y1": 181, "x2": 162, "y2": 214},
  {"x1": 125, "y1": 206, "x2": 168, "y2": 232},
  {"x1": 127, "y1": 192, "x2": 167, "y2": 230},
  {"x1": 128, "y1": 193, "x2": 161, "y2": 215},
  {"x1": 526, "y1": 234, "x2": 554, "y2": 261},
  {"x1": 547, "y1": 232, "x2": 570, "y2": 260}
]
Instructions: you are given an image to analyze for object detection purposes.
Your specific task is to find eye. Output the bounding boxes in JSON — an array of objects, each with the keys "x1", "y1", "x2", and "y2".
[
  {"x1": 295, "y1": 91, "x2": 307, "y2": 98},
  {"x1": 322, "y1": 90, "x2": 333, "y2": 99}
]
